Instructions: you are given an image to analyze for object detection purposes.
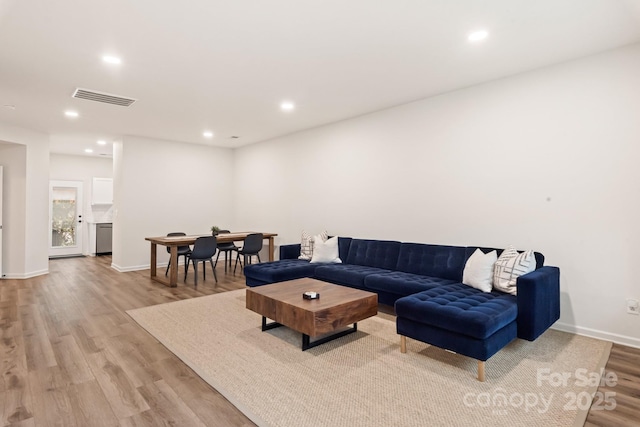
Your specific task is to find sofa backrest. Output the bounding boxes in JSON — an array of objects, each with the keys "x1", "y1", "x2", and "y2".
[
  {"x1": 396, "y1": 243, "x2": 468, "y2": 281},
  {"x1": 337, "y1": 237, "x2": 353, "y2": 262},
  {"x1": 345, "y1": 239, "x2": 401, "y2": 270},
  {"x1": 465, "y1": 247, "x2": 545, "y2": 269}
]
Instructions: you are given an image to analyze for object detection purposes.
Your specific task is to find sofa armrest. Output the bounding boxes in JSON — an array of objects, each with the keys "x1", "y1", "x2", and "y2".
[
  {"x1": 280, "y1": 243, "x2": 301, "y2": 260},
  {"x1": 516, "y1": 266, "x2": 560, "y2": 341}
]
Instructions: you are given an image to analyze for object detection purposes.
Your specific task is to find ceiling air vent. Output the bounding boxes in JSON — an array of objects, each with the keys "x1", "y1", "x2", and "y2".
[{"x1": 72, "y1": 88, "x2": 137, "y2": 107}]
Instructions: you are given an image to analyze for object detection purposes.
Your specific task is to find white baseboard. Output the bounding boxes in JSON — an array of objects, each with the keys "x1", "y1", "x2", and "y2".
[
  {"x1": 1, "y1": 268, "x2": 49, "y2": 279},
  {"x1": 112, "y1": 255, "x2": 232, "y2": 273},
  {"x1": 110, "y1": 260, "x2": 196, "y2": 273},
  {"x1": 111, "y1": 263, "x2": 149, "y2": 272},
  {"x1": 552, "y1": 322, "x2": 640, "y2": 349}
]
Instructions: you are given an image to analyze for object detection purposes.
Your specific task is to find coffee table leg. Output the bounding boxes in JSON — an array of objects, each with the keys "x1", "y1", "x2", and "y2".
[
  {"x1": 302, "y1": 323, "x2": 358, "y2": 351},
  {"x1": 262, "y1": 316, "x2": 282, "y2": 331}
]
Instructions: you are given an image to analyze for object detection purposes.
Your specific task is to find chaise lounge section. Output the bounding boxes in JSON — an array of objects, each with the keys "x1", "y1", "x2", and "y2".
[{"x1": 244, "y1": 237, "x2": 560, "y2": 380}]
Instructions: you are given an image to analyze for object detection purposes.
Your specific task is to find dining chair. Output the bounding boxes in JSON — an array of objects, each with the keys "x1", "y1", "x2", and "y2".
[
  {"x1": 234, "y1": 233, "x2": 263, "y2": 274},
  {"x1": 215, "y1": 230, "x2": 239, "y2": 273},
  {"x1": 185, "y1": 236, "x2": 218, "y2": 287},
  {"x1": 165, "y1": 232, "x2": 192, "y2": 277}
]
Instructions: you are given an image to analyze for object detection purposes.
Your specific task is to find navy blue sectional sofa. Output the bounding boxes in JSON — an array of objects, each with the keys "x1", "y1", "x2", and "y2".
[{"x1": 244, "y1": 237, "x2": 560, "y2": 381}]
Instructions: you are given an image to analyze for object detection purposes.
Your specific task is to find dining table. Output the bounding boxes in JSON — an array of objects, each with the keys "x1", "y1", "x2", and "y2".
[{"x1": 145, "y1": 231, "x2": 278, "y2": 287}]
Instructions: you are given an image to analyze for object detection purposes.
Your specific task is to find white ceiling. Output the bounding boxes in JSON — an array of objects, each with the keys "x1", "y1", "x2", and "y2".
[{"x1": 1, "y1": 0, "x2": 640, "y2": 158}]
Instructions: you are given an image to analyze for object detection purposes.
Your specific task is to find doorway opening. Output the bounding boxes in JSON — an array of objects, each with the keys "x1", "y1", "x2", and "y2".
[{"x1": 49, "y1": 180, "x2": 84, "y2": 258}]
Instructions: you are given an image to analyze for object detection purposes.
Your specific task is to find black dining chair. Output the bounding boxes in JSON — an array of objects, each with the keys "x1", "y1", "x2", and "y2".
[
  {"x1": 165, "y1": 232, "x2": 192, "y2": 277},
  {"x1": 234, "y1": 233, "x2": 263, "y2": 274},
  {"x1": 215, "y1": 230, "x2": 239, "y2": 273},
  {"x1": 185, "y1": 236, "x2": 218, "y2": 287}
]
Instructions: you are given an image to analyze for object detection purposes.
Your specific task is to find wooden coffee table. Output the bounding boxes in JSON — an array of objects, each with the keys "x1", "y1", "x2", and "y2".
[{"x1": 246, "y1": 278, "x2": 378, "y2": 350}]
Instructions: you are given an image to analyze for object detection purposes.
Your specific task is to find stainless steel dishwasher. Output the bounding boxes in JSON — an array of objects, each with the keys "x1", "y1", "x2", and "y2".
[{"x1": 96, "y1": 223, "x2": 113, "y2": 255}]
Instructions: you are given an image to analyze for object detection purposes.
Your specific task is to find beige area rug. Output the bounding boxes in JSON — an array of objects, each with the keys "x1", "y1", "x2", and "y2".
[{"x1": 127, "y1": 290, "x2": 611, "y2": 427}]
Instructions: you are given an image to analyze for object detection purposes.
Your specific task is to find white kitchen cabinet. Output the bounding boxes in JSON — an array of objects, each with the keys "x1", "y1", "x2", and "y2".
[{"x1": 92, "y1": 177, "x2": 113, "y2": 205}]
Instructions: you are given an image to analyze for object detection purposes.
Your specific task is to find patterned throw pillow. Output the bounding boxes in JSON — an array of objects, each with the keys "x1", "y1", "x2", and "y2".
[
  {"x1": 492, "y1": 246, "x2": 536, "y2": 295},
  {"x1": 298, "y1": 230, "x2": 328, "y2": 260}
]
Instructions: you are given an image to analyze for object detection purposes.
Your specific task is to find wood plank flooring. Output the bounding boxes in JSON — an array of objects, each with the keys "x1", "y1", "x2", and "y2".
[
  {"x1": 584, "y1": 344, "x2": 640, "y2": 426},
  {"x1": 0, "y1": 256, "x2": 637, "y2": 426},
  {"x1": 1, "y1": 256, "x2": 253, "y2": 427}
]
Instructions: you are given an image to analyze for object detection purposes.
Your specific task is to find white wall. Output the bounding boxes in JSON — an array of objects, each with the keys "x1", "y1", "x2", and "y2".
[
  {"x1": 112, "y1": 136, "x2": 235, "y2": 271},
  {"x1": 0, "y1": 142, "x2": 27, "y2": 277},
  {"x1": 24, "y1": 139, "x2": 50, "y2": 275},
  {"x1": 50, "y1": 153, "x2": 114, "y2": 255},
  {"x1": 0, "y1": 124, "x2": 49, "y2": 278},
  {"x1": 234, "y1": 43, "x2": 640, "y2": 347}
]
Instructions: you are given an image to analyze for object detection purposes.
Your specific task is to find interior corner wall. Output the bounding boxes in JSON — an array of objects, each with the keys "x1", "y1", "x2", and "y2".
[
  {"x1": 233, "y1": 43, "x2": 640, "y2": 347},
  {"x1": 24, "y1": 138, "x2": 50, "y2": 276},
  {"x1": 0, "y1": 143, "x2": 27, "y2": 277},
  {"x1": 112, "y1": 135, "x2": 234, "y2": 271},
  {"x1": 0, "y1": 123, "x2": 49, "y2": 278}
]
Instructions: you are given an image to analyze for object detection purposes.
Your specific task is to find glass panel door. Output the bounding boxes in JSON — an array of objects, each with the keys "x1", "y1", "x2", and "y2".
[{"x1": 49, "y1": 181, "x2": 83, "y2": 257}]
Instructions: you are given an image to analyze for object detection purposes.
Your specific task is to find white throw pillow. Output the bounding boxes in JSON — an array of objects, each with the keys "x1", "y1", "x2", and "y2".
[
  {"x1": 298, "y1": 230, "x2": 328, "y2": 260},
  {"x1": 312, "y1": 233, "x2": 328, "y2": 245},
  {"x1": 310, "y1": 236, "x2": 342, "y2": 264},
  {"x1": 462, "y1": 248, "x2": 497, "y2": 293},
  {"x1": 493, "y1": 246, "x2": 536, "y2": 295}
]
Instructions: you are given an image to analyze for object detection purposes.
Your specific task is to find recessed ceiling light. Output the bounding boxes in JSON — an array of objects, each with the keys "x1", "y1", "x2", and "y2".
[
  {"x1": 280, "y1": 101, "x2": 295, "y2": 112},
  {"x1": 97, "y1": 140, "x2": 107, "y2": 145},
  {"x1": 64, "y1": 111, "x2": 79, "y2": 118},
  {"x1": 468, "y1": 30, "x2": 489, "y2": 42},
  {"x1": 203, "y1": 131, "x2": 214, "y2": 138},
  {"x1": 102, "y1": 55, "x2": 122, "y2": 65},
  {"x1": 84, "y1": 148, "x2": 94, "y2": 153}
]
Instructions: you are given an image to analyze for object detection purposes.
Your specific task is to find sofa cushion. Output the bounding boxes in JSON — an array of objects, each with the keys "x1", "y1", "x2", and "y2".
[
  {"x1": 280, "y1": 243, "x2": 302, "y2": 260},
  {"x1": 345, "y1": 239, "x2": 401, "y2": 269},
  {"x1": 396, "y1": 317, "x2": 517, "y2": 362},
  {"x1": 364, "y1": 271, "x2": 456, "y2": 297},
  {"x1": 394, "y1": 283, "x2": 517, "y2": 340},
  {"x1": 314, "y1": 264, "x2": 392, "y2": 289},
  {"x1": 244, "y1": 259, "x2": 319, "y2": 287},
  {"x1": 396, "y1": 243, "x2": 467, "y2": 281}
]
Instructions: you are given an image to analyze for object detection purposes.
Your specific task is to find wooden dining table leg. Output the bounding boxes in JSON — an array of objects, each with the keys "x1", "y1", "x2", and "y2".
[
  {"x1": 150, "y1": 242, "x2": 157, "y2": 278},
  {"x1": 268, "y1": 236, "x2": 275, "y2": 261},
  {"x1": 169, "y1": 245, "x2": 178, "y2": 287}
]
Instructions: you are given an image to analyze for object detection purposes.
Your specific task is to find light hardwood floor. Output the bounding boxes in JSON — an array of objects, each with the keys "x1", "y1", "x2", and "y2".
[{"x1": 0, "y1": 256, "x2": 637, "y2": 426}]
